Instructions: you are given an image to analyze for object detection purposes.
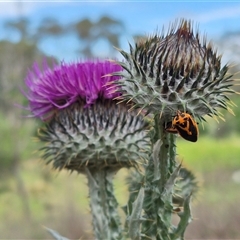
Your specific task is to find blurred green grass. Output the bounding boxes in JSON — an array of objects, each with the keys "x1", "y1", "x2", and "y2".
[{"x1": 177, "y1": 135, "x2": 240, "y2": 171}]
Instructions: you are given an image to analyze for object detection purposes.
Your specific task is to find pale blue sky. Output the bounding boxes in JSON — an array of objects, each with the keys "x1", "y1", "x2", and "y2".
[{"x1": 1, "y1": 1, "x2": 240, "y2": 61}]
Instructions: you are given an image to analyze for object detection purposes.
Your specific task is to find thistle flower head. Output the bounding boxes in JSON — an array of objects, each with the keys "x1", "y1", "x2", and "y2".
[
  {"x1": 111, "y1": 19, "x2": 236, "y2": 121},
  {"x1": 25, "y1": 60, "x2": 121, "y2": 120},
  {"x1": 39, "y1": 100, "x2": 150, "y2": 172},
  {"x1": 25, "y1": 60, "x2": 150, "y2": 172}
]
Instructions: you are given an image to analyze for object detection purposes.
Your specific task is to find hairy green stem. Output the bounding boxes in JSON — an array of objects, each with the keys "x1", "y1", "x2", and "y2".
[
  {"x1": 169, "y1": 133, "x2": 177, "y2": 173},
  {"x1": 141, "y1": 114, "x2": 177, "y2": 239},
  {"x1": 86, "y1": 168, "x2": 122, "y2": 240}
]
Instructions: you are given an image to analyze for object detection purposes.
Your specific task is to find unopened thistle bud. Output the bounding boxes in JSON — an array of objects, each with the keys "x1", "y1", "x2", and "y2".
[
  {"x1": 24, "y1": 60, "x2": 150, "y2": 173},
  {"x1": 111, "y1": 19, "x2": 236, "y2": 121}
]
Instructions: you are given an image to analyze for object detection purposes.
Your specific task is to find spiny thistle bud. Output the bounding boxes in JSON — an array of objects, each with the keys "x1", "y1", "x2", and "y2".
[
  {"x1": 24, "y1": 60, "x2": 150, "y2": 172},
  {"x1": 111, "y1": 19, "x2": 236, "y2": 121}
]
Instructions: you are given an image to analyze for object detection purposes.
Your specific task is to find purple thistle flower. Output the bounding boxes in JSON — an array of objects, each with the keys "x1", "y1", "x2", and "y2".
[
  {"x1": 24, "y1": 58, "x2": 151, "y2": 173},
  {"x1": 25, "y1": 60, "x2": 122, "y2": 120}
]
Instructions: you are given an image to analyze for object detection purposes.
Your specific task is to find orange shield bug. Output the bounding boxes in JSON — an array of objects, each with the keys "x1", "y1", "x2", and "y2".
[{"x1": 165, "y1": 111, "x2": 199, "y2": 142}]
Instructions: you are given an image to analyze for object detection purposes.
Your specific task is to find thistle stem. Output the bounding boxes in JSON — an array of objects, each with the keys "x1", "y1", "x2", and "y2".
[
  {"x1": 142, "y1": 114, "x2": 177, "y2": 239},
  {"x1": 86, "y1": 168, "x2": 122, "y2": 240},
  {"x1": 169, "y1": 133, "x2": 177, "y2": 173}
]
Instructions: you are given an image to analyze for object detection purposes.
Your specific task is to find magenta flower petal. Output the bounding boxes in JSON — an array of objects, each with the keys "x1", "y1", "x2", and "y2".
[{"x1": 25, "y1": 60, "x2": 122, "y2": 120}]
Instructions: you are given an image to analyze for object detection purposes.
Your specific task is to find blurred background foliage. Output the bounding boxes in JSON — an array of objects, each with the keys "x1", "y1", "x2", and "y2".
[{"x1": 0, "y1": 10, "x2": 240, "y2": 240}]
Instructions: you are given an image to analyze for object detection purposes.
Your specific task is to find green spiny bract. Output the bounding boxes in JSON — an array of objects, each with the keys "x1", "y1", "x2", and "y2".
[
  {"x1": 124, "y1": 165, "x2": 198, "y2": 216},
  {"x1": 111, "y1": 19, "x2": 235, "y2": 121},
  {"x1": 38, "y1": 99, "x2": 151, "y2": 173},
  {"x1": 173, "y1": 167, "x2": 199, "y2": 208}
]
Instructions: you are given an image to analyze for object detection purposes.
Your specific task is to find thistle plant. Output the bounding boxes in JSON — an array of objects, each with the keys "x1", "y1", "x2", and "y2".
[
  {"x1": 23, "y1": 18, "x2": 236, "y2": 240},
  {"x1": 24, "y1": 60, "x2": 151, "y2": 239},
  {"x1": 109, "y1": 19, "x2": 236, "y2": 239}
]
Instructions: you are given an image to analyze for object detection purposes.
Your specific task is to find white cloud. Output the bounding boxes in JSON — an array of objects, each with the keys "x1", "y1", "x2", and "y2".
[
  {"x1": 194, "y1": 4, "x2": 240, "y2": 23},
  {"x1": 0, "y1": 1, "x2": 73, "y2": 18},
  {"x1": 0, "y1": 2, "x2": 36, "y2": 17}
]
